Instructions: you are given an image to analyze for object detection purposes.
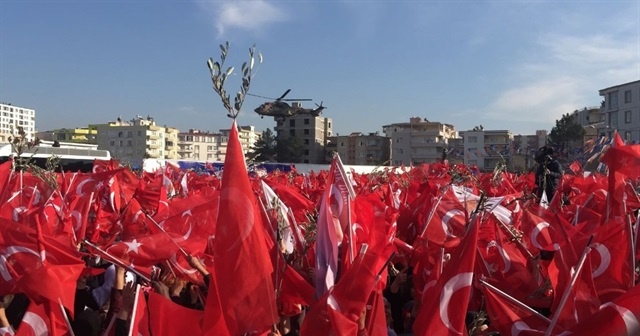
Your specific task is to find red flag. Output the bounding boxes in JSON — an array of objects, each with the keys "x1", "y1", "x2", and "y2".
[
  {"x1": 208, "y1": 121, "x2": 277, "y2": 335},
  {"x1": 564, "y1": 282, "x2": 640, "y2": 335},
  {"x1": 481, "y1": 284, "x2": 552, "y2": 336},
  {"x1": 129, "y1": 285, "x2": 150, "y2": 336},
  {"x1": 0, "y1": 221, "x2": 84, "y2": 316},
  {"x1": 147, "y1": 291, "x2": 203, "y2": 335},
  {"x1": 102, "y1": 234, "x2": 179, "y2": 278},
  {"x1": 15, "y1": 301, "x2": 69, "y2": 336},
  {"x1": 279, "y1": 265, "x2": 316, "y2": 316},
  {"x1": 412, "y1": 214, "x2": 480, "y2": 336}
]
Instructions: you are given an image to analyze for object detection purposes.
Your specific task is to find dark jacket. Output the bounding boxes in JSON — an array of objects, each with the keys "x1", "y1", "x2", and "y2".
[{"x1": 535, "y1": 155, "x2": 563, "y2": 200}]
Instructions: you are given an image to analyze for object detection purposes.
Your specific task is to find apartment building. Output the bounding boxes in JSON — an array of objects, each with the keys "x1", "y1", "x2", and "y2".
[
  {"x1": 177, "y1": 129, "x2": 227, "y2": 162},
  {"x1": 274, "y1": 112, "x2": 333, "y2": 164},
  {"x1": 599, "y1": 80, "x2": 640, "y2": 143},
  {"x1": 49, "y1": 127, "x2": 99, "y2": 144},
  {"x1": 509, "y1": 130, "x2": 547, "y2": 172},
  {"x1": 460, "y1": 128, "x2": 513, "y2": 171},
  {"x1": 382, "y1": 117, "x2": 457, "y2": 166},
  {"x1": 570, "y1": 106, "x2": 605, "y2": 144},
  {"x1": 93, "y1": 116, "x2": 179, "y2": 166},
  {"x1": 0, "y1": 103, "x2": 36, "y2": 142},
  {"x1": 446, "y1": 137, "x2": 465, "y2": 165},
  {"x1": 327, "y1": 132, "x2": 391, "y2": 165},
  {"x1": 219, "y1": 125, "x2": 261, "y2": 157}
]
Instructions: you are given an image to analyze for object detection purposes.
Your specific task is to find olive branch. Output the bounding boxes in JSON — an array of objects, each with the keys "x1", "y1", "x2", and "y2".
[{"x1": 207, "y1": 42, "x2": 262, "y2": 119}]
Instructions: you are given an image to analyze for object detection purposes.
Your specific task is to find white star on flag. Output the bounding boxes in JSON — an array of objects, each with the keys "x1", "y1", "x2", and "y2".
[{"x1": 125, "y1": 239, "x2": 142, "y2": 254}]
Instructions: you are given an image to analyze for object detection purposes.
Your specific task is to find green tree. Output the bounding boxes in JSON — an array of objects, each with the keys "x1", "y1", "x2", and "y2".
[
  {"x1": 277, "y1": 135, "x2": 304, "y2": 163},
  {"x1": 249, "y1": 128, "x2": 277, "y2": 161},
  {"x1": 548, "y1": 113, "x2": 585, "y2": 150}
]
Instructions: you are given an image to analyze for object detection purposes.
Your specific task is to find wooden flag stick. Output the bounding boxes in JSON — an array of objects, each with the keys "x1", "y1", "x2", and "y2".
[
  {"x1": 82, "y1": 240, "x2": 151, "y2": 283},
  {"x1": 544, "y1": 235, "x2": 593, "y2": 336},
  {"x1": 143, "y1": 212, "x2": 190, "y2": 258},
  {"x1": 478, "y1": 279, "x2": 552, "y2": 324}
]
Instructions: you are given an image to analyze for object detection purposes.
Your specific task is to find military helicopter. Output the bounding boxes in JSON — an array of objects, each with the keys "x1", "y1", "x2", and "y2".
[{"x1": 249, "y1": 89, "x2": 327, "y2": 118}]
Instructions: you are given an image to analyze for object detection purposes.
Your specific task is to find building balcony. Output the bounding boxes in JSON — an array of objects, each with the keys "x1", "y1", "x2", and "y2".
[
  {"x1": 146, "y1": 133, "x2": 160, "y2": 140},
  {"x1": 146, "y1": 142, "x2": 161, "y2": 149}
]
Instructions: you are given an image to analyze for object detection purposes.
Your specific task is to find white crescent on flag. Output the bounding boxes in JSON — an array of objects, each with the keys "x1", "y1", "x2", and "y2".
[
  {"x1": 591, "y1": 243, "x2": 612, "y2": 278},
  {"x1": 439, "y1": 272, "x2": 473, "y2": 335},
  {"x1": 0, "y1": 246, "x2": 42, "y2": 282}
]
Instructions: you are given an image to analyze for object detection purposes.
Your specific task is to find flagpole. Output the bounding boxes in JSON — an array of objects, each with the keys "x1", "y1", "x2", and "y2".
[
  {"x1": 287, "y1": 207, "x2": 305, "y2": 252},
  {"x1": 127, "y1": 285, "x2": 141, "y2": 336},
  {"x1": 82, "y1": 240, "x2": 151, "y2": 283},
  {"x1": 478, "y1": 279, "x2": 552, "y2": 324},
  {"x1": 628, "y1": 214, "x2": 636, "y2": 288},
  {"x1": 257, "y1": 196, "x2": 285, "y2": 301},
  {"x1": 58, "y1": 298, "x2": 76, "y2": 336},
  {"x1": 635, "y1": 214, "x2": 640, "y2": 285},
  {"x1": 102, "y1": 314, "x2": 117, "y2": 336},
  {"x1": 439, "y1": 247, "x2": 445, "y2": 275},
  {"x1": 544, "y1": 235, "x2": 593, "y2": 336},
  {"x1": 143, "y1": 212, "x2": 190, "y2": 258},
  {"x1": 374, "y1": 252, "x2": 397, "y2": 286},
  {"x1": 418, "y1": 185, "x2": 450, "y2": 239},
  {"x1": 347, "y1": 199, "x2": 355, "y2": 264},
  {"x1": 494, "y1": 216, "x2": 535, "y2": 259}
]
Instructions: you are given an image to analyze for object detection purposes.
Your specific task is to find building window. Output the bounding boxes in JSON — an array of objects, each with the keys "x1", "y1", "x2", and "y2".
[
  {"x1": 609, "y1": 92, "x2": 619, "y2": 109},
  {"x1": 304, "y1": 129, "x2": 309, "y2": 135},
  {"x1": 138, "y1": 130, "x2": 142, "y2": 136},
  {"x1": 109, "y1": 140, "x2": 115, "y2": 146},
  {"x1": 304, "y1": 139, "x2": 309, "y2": 145},
  {"x1": 289, "y1": 119, "x2": 295, "y2": 127},
  {"x1": 304, "y1": 119, "x2": 309, "y2": 125},
  {"x1": 625, "y1": 110, "x2": 632, "y2": 123},
  {"x1": 304, "y1": 149, "x2": 309, "y2": 155},
  {"x1": 609, "y1": 111, "x2": 618, "y2": 129},
  {"x1": 468, "y1": 136, "x2": 477, "y2": 143},
  {"x1": 625, "y1": 90, "x2": 632, "y2": 103},
  {"x1": 290, "y1": 130, "x2": 295, "y2": 136},
  {"x1": 340, "y1": 142, "x2": 345, "y2": 147},
  {"x1": 625, "y1": 131, "x2": 632, "y2": 143},
  {"x1": 127, "y1": 140, "x2": 132, "y2": 147}
]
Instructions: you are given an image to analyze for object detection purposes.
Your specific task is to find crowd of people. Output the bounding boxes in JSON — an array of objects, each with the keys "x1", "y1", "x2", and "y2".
[{"x1": 0, "y1": 124, "x2": 639, "y2": 336}]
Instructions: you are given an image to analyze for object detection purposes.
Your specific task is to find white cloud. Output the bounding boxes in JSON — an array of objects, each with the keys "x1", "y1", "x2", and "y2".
[
  {"x1": 486, "y1": 26, "x2": 640, "y2": 127},
  {"x1": 197, "y1": 0, "x2": 288, "y2": 36}
]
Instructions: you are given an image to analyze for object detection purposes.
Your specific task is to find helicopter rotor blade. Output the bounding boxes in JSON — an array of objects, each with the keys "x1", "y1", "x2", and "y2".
[
  {"x1": 282, "y1": 98, "x2": 313, "y2": 102},
  {"x1": 277, "y1": 89, "x2": 292, "y2": 101},
  {"x1": 247, "y1": 93, "x2": 276, "y2": 100}
]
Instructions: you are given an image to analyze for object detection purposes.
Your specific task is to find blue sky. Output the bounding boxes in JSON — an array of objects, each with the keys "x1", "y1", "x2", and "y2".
[{"x1": 1, "y1": 0, "x2": 639, "y2": 137}]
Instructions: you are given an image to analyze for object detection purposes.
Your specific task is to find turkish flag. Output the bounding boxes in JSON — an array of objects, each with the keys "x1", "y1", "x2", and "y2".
[
  {"x1": 0, "y1": 221, "x2": 84, "y2": 317},
  {"x1": 481, "y1": 283, "x2": 553, "y2": 336},
  {"x1": 412, "y1": 213, "x2": 480, "y2": 336},
  {"x1": 208, "y1": 121, "x2": 277, "y2": 335},
  {"x1": 279, "y1": 264, "x2": 316, "y2": 316},
  {"x1": 129, "y1": 285, "x2": 150, "y2": 336},
  {"x1": 15, "y1": 301, "x2": 69, "y2": 336},
  {"x1": 103, "y1": 233, "x2": 180, "y2": 277},
  {"x1": 301, "y1": 248, "x2": 386, "y2": 336},
  {"x1": 564, "y1": 282, "x2": 640, "y2": 335},
  {"x1": 146, "y1": 291, "x2": 204, "y2": 335}
]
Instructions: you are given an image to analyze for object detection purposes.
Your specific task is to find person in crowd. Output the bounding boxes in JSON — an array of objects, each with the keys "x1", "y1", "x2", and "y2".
[
  {"x1": 534, "y1": 145, "x2": 563, "y2": 202},
  {"x1": 384, "y1": 264, "x2": 413, "y2": 334}
]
